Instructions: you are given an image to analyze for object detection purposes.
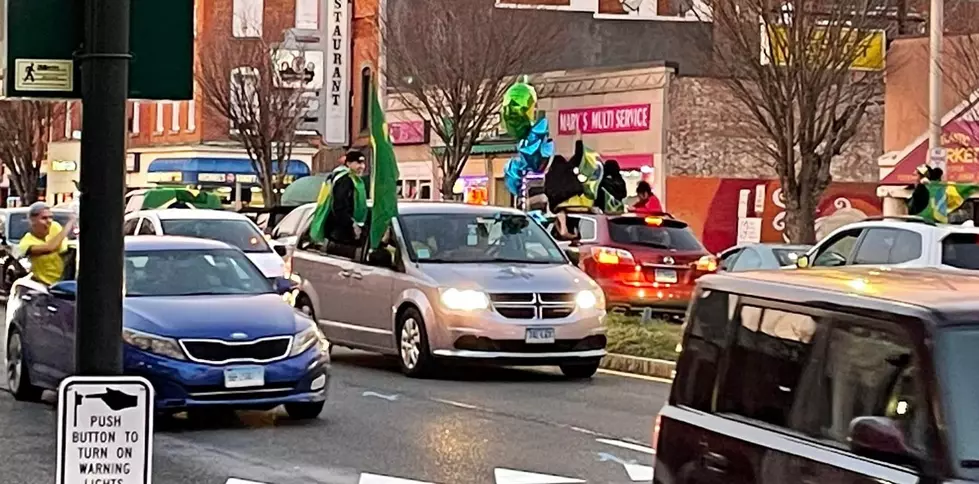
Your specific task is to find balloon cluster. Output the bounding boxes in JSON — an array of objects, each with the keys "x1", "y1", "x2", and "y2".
[{"x1": 501, "y1": 82, "x2": 555, "y2": 195}]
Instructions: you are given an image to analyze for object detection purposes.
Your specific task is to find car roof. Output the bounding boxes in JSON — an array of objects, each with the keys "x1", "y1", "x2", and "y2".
[
  {"x1": 722, "y1": 243, "x2": 812, "y2": 254},
  {"x1": 832, "y1": 218, "x2": 979, "y2": 235},
  {"x1": 134, "y1": 209, "x2": 252, "y2": 221},
  {"x1": 700, "y1": 266, "x2": 979, "y2": 325},
  {"x1": 3, "y1": 207, "x2": 74, "y2": 214},
  {"x1": 124, "y1": 235, "x2": 235, "y2": 251},
  {"x1": 396, "y1": 201, "x2": 526, "y2": 217}
]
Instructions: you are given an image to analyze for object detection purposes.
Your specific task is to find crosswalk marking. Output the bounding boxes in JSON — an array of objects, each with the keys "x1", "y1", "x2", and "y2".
[
  {"x1": 623, "y1": 463, "x2": 654, "y2": 481},
  {"x1": 596, "y1": 438, "x2": 655, "y2": 455},
  {"x1": 493, "y1": 468, "x2": 586, "y2": 484},
  {"x1": 358, "y1": 473, "x2": 434, "y2": 483},
  {"x1": 226, "y1": 479, "x2": 269, "y2": 484}
]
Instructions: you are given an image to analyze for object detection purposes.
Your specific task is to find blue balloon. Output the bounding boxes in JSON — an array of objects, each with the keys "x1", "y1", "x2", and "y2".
[{"x1": 503, "y1": 158, "x2": 528, "y2": 195}]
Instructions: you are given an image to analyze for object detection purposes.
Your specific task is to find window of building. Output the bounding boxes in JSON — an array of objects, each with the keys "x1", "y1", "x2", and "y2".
[
  {"x1": 155, "y1": 102, "x2": 164, "y2": 133},
  {"x1": 171, "y1": 101, "x2": 181, "y2": 132},
  {"x1": 359, "y1": 67, "x2": 372, "y2": 134},
  {"x1": 130, "y1": 101, "x2": 140, "y2": 135},
  {"x1": 187, "y1": 100, "x2": 196, "y2": 132},
  {"x1": 64, "y1": 102, "x2": 73, "y2": 139},
  {"x1": 232, "y1": 0, "x2": 263, "y2": 38}
]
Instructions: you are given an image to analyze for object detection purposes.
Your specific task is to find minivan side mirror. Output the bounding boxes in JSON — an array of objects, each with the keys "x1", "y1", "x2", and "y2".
[
  {"x1": 795, "y1": 255, "x2": 810, "y2": 268},
  {"x1": 50, "y1": 280, "x2": 77, "y2": 300},
  {"x1": 848, "y1": 416, "x2": 921, "y2": 468}
]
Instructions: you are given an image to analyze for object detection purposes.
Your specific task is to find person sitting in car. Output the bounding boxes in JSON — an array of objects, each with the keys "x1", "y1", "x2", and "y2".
[{"x1": 18, "y1": 202, "x2": 76, "y2": 286}]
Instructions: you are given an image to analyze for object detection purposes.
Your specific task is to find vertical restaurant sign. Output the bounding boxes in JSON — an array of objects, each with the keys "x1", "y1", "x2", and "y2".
[
  {"x1": 389, "y1": 121, "x2": 429, "y2": 145},
  {"x1": 324, "y1": 0, "x2": 351, "y2": 145},
  {"x1": 557, "y1": 104, "x2": 651, "y2": 135}
]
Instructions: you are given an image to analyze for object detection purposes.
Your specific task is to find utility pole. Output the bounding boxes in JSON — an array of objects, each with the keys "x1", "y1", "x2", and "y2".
[
  {"x1": 75, "y1": 0, "x2": 131, "y2": 375},
  {"x1": 928, "y1": 0, "x2": 944, "y2": 153}
]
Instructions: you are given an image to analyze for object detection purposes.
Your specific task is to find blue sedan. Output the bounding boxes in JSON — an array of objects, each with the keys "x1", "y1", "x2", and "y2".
[{"x1": 4, "y1": 236, "x2": 330, "y2": 419}]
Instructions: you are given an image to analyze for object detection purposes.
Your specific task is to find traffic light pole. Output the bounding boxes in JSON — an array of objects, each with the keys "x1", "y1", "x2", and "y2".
[{"x1": 75, "y1": 0, "x2": 131, "y2": 375}]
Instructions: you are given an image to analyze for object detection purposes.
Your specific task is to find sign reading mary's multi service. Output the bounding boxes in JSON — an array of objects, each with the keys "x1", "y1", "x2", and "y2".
[{"x1": 324, "y1": 0, "x2": 352, "y2": 146}]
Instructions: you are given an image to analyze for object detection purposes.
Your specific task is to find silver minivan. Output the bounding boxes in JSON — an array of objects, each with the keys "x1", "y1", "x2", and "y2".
[{"x1": 285, "y1": 202, "x2": 607, "y2": 378}]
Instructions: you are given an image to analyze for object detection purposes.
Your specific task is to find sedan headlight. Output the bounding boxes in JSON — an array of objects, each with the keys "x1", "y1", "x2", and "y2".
[
  {"x1": 122, "y1": 328, "x2": 186, "y2": 360},
  {"x1": 575, "y1": 290, "x2": 601, "y2": 310},
  {"x1": 291, "y1": 324, "x2": 327, "y2": 356},
  {"x1": 440, "y1": 288, "x2": 490, "y2": 311}
]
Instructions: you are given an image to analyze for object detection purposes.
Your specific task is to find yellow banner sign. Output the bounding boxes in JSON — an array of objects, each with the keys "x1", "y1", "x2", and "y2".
[{"x1": 765, "y1": 25, "x2": 886, "y2": 72}]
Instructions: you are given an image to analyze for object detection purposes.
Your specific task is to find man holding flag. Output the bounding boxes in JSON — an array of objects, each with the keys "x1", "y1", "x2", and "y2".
[{"x1": 309, "y1": 82, "x2": 399, "y2": 255}]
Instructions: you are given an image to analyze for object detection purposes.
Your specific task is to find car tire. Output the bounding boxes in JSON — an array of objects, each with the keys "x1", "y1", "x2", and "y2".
[
  {"x1": 6, "y1": 328, "x2": 43, "y2": 402},
  {"x1": 559, "y1": 360, "x2": 600, "y2": 379},
  {"x1": 284, "y1": 401, "x2": 325, "y2": 420},
  {"x1": 397, "y1": 307, "x2": 437, "y2": 378}
]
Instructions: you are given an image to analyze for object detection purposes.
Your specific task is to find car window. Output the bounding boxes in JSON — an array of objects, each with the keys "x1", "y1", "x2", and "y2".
[
  {"x1": 772, "y1": 248, "x2": 808, "y2": 266},
  {"x1": 125, "y1": 248, "x2": 272, "y2": 297},
  {"x1": 853, "y1": 228, "x2": 922, "y2": 265},
  {"x1": 399, "y1": 212, "x2": 566, "y2": 264},
  {"x1": 123, "y1": 218, "x2": 139, "y2": 235},
  {"x1": 6, "y1": 211, "x2": 77, "y2": 243},
  {"x1": 719, "y1": 249, "x2": 742, "y2": 271},
  {"x1": 272, "y1": 207, "x2": 309, "y2": 239},
  {"x1": 568, "y1": 216, "x2": 597, "y2": 241},
  {"x1": 812, "y1": 229, "x2": 861, "y2": 267},
  {"x1": 938, "y1": 326, "x2": 979, "y2": 477},
  {"x1": 730, "y1": 248, "x2": 763, "y2": 271},
  {"x1": 942, "y1": 232, "x2": 979, "y2": 269},
  {"x1": 673, "y1": 289, "x2": 735, "y2": 411},
  {"x1": 137, "y1": 218, "x2": 156, "y2": 235},
  {"x1": 161, "y1": 219, "x2": 271, "y2": 253},
  {"x1": 607, "y1": 217, "x2": 704, "y2": 251}
]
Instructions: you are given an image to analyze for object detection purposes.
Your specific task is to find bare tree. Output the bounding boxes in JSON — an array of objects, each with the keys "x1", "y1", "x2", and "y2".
[
  {"x1": 0, "y1": 101, "x2": 62, "y2": 204},
  {"x1": 945, "y1": 33, "x2": 979, "y2": 126},
  {"x1": 384, "y1": 0, "x2": 561, "y2": 199},
  {"x1": 702, "y1": 0, "x2": 888, "y2": 243},
  {"x1": 197, "y1": 34, "x2": 314, "y2": 207}
]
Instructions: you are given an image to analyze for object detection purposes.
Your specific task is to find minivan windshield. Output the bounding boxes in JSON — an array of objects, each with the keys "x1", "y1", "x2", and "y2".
[
  {"x1": 937, "y1": 327, "x2": 979, "y2": 474},
  {"x1": 608, "y1": 217, "x2": 704, "y2": 251},
  {"x1": 399, "y1": 212, "x2": 566, "y2": 264}
]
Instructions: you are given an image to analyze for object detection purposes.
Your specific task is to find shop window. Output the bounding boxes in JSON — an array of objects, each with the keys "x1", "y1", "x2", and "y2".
[{"x1": 359, "y1": 67, "x2": 372, "y2": 134}]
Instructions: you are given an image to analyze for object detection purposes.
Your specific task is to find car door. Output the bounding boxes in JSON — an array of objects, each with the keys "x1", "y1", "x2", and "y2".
[
  {"x1": 37, "y1": 289, "x2": 76, "y2": 379},
  {"x1": 345, "y1": 223, "x2": 399, "y2": 351},
  {"x1": 810, "y1": 229, "x2": 863, "y2": 267},
  {"x1": 290, "y1": 236, "x2": 361, "y2": 345},
  {"x1": 14, "y1": 282, "x2": 60, "y2": 384}
]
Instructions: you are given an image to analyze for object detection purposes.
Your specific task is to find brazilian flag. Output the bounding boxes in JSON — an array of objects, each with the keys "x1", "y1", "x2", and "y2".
[
  {"x1": 910, "y1": 183, "x2": 979, "y2": 223},
  {"x1": 308, "y1": 165, "x2": 367, "y2": 244},
  {"x1": 367, "y1": 82, "x2": 400, "y2": 249}
]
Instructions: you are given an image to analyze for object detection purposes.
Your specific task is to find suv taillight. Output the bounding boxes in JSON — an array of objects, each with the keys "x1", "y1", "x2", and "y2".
[
  {"x1": 591, "y1": 246, "x2": 636, "y2": 265},
  {"x1": 695, "y1": 255, "x2": 717, "y2": 272}
]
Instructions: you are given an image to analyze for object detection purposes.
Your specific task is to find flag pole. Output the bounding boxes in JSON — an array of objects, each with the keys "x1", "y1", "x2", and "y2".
[{"x1": 369, "y1": 83, "x2": 377, "y2": 201}]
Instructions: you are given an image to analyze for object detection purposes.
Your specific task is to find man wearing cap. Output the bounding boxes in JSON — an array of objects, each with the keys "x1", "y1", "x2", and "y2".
[
  {"x1": 19, "y1": 202, "x2": 76, "y2": 285},
  {"x1": 323, "y1": 150, "x2": 368, "y2": 250}
]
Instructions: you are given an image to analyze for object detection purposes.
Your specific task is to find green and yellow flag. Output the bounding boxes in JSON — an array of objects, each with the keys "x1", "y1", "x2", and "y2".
[
  {"x1": 912, "y1": 183, "x2": 979, "y2": 223},
  {"x1": 368, "y1": 82, "x2": 400, "y2": 249},
  {"x1": 309, "y1": 165, "x2": 367, "y2": 244}
]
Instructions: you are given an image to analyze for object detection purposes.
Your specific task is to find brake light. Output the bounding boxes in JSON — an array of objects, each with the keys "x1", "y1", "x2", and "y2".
[
  {"x1": 644, "y1": 216, "x2": 663, "y2": 226},
  {"x1": 652, "y1": 411, "x2": 663, "y2": 451},
  {"x1": 695, "y1": 255, "x2": 718, "y2": 272},
  {"x1": 591, "y1": 247, "x2": 635, "y2": 265}
]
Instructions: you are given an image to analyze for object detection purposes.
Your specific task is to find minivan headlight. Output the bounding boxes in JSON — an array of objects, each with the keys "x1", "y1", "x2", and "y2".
[
  {"x1": 123, "y1": 328, "x2": 186, "y2": 360},
  {"x1": 575, "y1": 290, "x2": 600, "y2": 310},
  {"x1": 440, "y1": 288, "x2": 490, "y2": 311},
  {"x1": 291, "y1": 324, "x2": 326, "y2": 356}
]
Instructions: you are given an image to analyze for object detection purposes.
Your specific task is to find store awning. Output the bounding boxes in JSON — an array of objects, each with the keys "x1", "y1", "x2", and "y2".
[
  {"x1": 880, "y1": 97, "x2": 979, "y2": 185},
  {"x1": 432, "y1": 142, "x2": 515, "y2": 157},
  {"x1": 146, "y1": 157, "x2": 311, "y2": 185}
]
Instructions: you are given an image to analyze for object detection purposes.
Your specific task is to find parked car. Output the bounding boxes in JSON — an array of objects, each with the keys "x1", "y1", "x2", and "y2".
[
  {"x1": 552, "y1": 212, "x2": 716, "y2": 317},
  {"x1": 4, "y1": 236, "x2": 330, "y2": 419},
  {"x1": 285, "y1": 202, "x2": 608, "y2": 378},
  {"x1": 124, "y1": 209, "x2": 285, "y2": 278},
  {"x1": 0, "y1": 207, "x2": 78, "y2": 293},
  {"x1": 796, "y1": 215, "x2": 979, "y2": 270},
  {"x1": 718, "y1": 243, "x2": 812, "y2": 272},
  {"x1": 655, "y1": 266, "x2": 979, "y2": 483},
  {"x1": 269, "y1": 202, "x2": 316, "y2": 250}
]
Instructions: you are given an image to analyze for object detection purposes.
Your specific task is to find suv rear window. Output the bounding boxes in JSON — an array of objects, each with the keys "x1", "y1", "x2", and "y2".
[
  {"x1": 942, "y1": 233, "x2": 979, "y2": 270},
  {"x1": 607, "y1": 217, "x2": 704, "y2": 251}
]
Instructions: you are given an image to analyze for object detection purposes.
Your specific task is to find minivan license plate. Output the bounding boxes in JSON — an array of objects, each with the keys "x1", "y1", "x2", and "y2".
[
  {"x1": 525, "y1": 327, "x2": 555, "y2": 344},
  {"x1": 655, "y1": 269, "x2": 678, "y2": 283},
  {"x1": 224, "y1": 366, "x2": 265, "y2": 389}
]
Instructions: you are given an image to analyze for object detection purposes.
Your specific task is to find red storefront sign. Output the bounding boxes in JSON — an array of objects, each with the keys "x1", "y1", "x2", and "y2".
[
  {"x1": 557, "y1": 104, "x2": 652, "y2": 135},
  {"x1": 881, "y1": 119, "x2": 979, "y2": 184},
  {"x1": 389, "y1": 121, "x2": 428, "y2": 145}
]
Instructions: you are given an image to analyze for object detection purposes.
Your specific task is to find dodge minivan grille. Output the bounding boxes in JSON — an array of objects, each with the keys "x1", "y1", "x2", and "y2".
[{"x1": 490, "y1": 292, "x2": 576, "y2": 320}]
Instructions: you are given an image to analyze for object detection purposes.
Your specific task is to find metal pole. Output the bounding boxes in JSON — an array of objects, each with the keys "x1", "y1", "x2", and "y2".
[
  {"x1": 928, "y1": 0, "x2": 944, "y2": 152},
  {"x1": 76, "y1": 0, "x2": 131, "y2": 375}
]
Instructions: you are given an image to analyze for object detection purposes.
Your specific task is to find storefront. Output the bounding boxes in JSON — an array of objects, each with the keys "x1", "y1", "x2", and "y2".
[{"x1": 146, "y1": 157, "x2": 311, "y2": 207}]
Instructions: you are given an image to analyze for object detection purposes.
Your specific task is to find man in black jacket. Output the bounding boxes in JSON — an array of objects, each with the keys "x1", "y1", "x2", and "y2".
[{"x1": 324, "y1": 150, "x2": 368, "y2": 256}]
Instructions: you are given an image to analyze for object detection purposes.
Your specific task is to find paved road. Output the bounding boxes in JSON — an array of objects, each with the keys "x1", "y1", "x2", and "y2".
[{"x1": 0, "y1": 304, "x2": 670, "y2": 484}]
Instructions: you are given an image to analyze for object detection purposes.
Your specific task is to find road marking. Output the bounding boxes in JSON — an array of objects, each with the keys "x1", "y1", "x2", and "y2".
[
  {"x1": 227, "y1": 479, "x2": 269, "y2": 484},
  {"x1": 597, "y1": 438, "x2": 656, "y2": 455},
  {"x1": 359, "y1": 473, "x2": 435, "y2": 483},
  {"x1": 597, "y1": 368, "x2": 673, "y2": 384},
  {"x1": 624, "y1": 463, "x2": 654, "y2": 481},
  {"x1": 362, "y1": 391, "x2": 399, "y2": 401},
  {"x1": 494, "y1": 468, "x2": 585, "y2": 484},
  {"x1": 430, "y1": 397, "x2": 487, "y2": 411}
]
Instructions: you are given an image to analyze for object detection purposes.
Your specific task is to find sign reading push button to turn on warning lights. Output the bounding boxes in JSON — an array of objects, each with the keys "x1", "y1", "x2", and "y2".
[{"x1": 57, "y1": 376, "x2": 155, "y2": 484}]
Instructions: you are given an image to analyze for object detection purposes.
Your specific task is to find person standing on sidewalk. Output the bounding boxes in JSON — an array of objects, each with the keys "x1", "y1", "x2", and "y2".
[{"x1": 18, "y1": 202, "x2": 76, "y2": 285}]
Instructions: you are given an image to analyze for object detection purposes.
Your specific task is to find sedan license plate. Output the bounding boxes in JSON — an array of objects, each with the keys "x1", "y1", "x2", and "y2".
[
  {"x1": 525, "y1": 327, "x2": 555, "y2": 344},
  {"x1": 223, "y1": 366, "x2": 265, "y2": 389},
  {"x1": 654, "y1": 269, "x2": 678, "y2": 283}
]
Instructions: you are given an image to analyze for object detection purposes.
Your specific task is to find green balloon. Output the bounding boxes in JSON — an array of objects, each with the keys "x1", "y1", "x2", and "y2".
[{"x1": 500, "y1": 82, "x2": 537, "y2": 139}]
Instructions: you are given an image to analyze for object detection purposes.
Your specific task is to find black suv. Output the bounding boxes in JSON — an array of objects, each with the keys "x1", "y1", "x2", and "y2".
[{"x1": 655, "y1": 266, "x2": 979, "y2": 483}]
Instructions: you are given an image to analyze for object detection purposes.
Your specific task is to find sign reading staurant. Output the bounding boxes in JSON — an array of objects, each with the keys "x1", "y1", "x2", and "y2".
[{"x1": 323, "y1": 0, "x2": 351, "y2": 146}]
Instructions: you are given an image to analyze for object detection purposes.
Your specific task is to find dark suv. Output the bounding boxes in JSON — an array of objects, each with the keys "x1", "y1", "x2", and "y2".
[{"x1": 655, "y1": 266, "x2": 979, "y2": 483}]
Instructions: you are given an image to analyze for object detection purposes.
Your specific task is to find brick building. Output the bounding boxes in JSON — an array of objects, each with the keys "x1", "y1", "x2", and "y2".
[{"x1": 41, "y1": 0, "x2": 381, "y2": 205}]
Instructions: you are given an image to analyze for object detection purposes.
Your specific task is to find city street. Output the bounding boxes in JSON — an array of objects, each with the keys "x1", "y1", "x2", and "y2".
[{"x1": 0, "y1": 304, "x2": 667, "y2": 484}]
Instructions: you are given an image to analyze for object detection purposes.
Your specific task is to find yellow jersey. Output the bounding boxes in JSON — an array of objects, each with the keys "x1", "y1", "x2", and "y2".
[{"x1": 18, "y1": 221, "x2": 68, "y2": 285}]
